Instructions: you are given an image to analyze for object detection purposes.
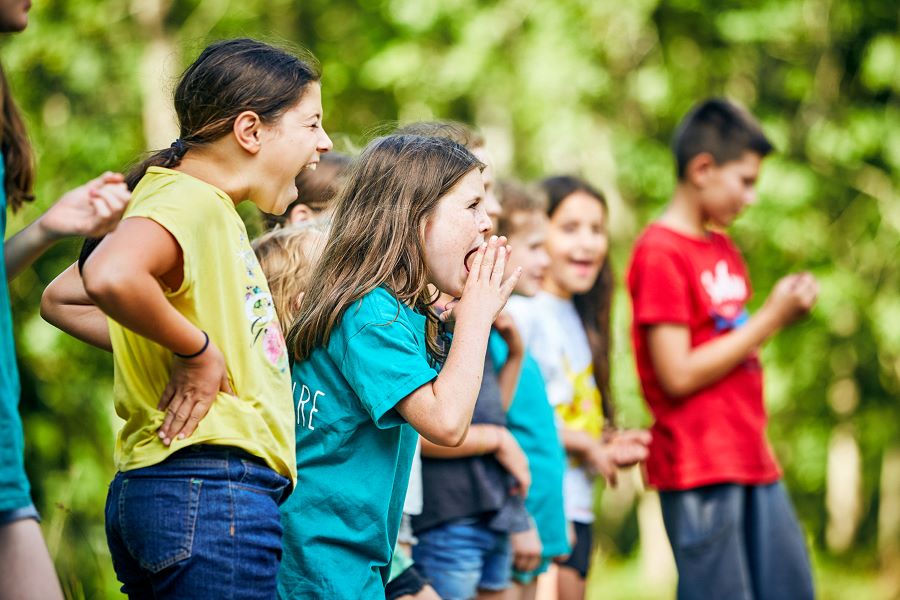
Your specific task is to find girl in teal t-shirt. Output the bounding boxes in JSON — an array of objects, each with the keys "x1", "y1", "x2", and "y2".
[
  {"x1": 279, "y1": 133, "x2": 522, "y2": 598},
  {"x1": 0, "y1": 3, "x2": 130, "y2": 597}
]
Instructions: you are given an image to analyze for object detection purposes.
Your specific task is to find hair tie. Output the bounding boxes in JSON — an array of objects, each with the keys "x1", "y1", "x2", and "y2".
[{"x1": 170, "y1": 138, "x2": 187, "y2": 157}]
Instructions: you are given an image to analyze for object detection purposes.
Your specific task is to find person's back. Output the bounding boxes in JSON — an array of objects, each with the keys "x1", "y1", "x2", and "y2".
[{"x1": 627, "y1": 97, "x2": 817, "y2": 600}]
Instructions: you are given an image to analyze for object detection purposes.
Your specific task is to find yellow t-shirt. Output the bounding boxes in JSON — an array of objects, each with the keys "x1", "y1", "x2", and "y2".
[{"x1": 108, "y1": 167, "x2": 296, "y2": 483}]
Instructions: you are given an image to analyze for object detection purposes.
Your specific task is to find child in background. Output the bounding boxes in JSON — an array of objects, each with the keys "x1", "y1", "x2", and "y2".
[
  {"x1": 0, "y1": 2, "x2": 130, "y2": 597},
  {"x1": 506, "y1": 175, "x2": 651, "y2": 600},
  {"x1": 627, "y1": 98, "x2": 816, "y2": 600},
  {"x1": 492, "y1": 180, "x2": 570, "y2": 600},
  {"x1": 49, "y1": 39, "x2": 333, "y2": 598},
  {"x1": 252, "y1": 225, "x2": 326, "y2": 332},
  {"x1": 262, "y1": 151, "x2": 352, "y2": 230},
  {"x1": 279, "y1": 134, "x2": 521, "y2": 598}
]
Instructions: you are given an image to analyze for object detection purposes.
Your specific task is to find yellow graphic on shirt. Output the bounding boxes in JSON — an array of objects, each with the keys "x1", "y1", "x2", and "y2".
[{"x1": 556, "y1": 357, "x2": 604, "y2": 438}]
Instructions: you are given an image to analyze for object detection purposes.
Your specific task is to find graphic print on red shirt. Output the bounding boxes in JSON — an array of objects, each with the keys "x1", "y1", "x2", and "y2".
[{"x1": 627, "y1": 224, "x2": 781, "y2": 490}]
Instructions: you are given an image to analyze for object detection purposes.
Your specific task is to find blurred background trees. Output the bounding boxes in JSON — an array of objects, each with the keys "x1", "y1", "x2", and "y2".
[{"x1": 4, "y1": 0, "x2": 897, "y2": 597}]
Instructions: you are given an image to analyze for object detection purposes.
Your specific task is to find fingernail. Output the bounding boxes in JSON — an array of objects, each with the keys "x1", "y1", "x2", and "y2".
[
  {"x1": 162, "y1": 438, "x2": 170, "y2": 446},
  {"x1": 178, "y1": 433, "x2": 185, "y2": 440},
  {"x1": 158, "y1": 431, "x2": 166, "y2": 439},
  {"x1": 490, "y1": 235, "x2": 497, "y2": 242}
]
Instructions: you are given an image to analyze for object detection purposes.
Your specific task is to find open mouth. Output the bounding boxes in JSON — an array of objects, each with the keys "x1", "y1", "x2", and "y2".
[{"x1": 569, "y1": 259, "x2": 598, "y2": 275}]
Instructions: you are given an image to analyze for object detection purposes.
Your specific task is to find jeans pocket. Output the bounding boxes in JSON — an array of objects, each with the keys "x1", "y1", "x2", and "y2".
[{"x1": 118, "y1": 476, "x2": 203, "y2": 573}]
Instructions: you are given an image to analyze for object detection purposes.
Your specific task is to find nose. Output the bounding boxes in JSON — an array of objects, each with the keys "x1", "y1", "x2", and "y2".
[
  {"x1": 744, "y1": 188, "x2": 757, "y2": 206},
  {"x1": 476, "y1": 206, "x2": 492, "y2": 234},
  {"x1": 318, "y1": 128, "x2": 334, "y2": 154}
]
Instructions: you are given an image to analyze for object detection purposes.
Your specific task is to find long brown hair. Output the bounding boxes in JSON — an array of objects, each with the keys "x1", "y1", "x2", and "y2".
[
  {"x1": 125, "y1": 38, "x2": 321, "y2": 191},
  {"x1": 0, "y1": 61, "x2": 35, "y2": 211},
  {"x1": 288, "y1": 134, "x2": 483, "y2": 364},
  {"x1": 541, "y1": 175, "x2": 616, "y2": 426}
]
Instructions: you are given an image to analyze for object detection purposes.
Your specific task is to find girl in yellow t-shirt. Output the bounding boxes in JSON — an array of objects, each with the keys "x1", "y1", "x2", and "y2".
[{"x1": 44, "y1": 39, "x2": 332, "y2": 598}]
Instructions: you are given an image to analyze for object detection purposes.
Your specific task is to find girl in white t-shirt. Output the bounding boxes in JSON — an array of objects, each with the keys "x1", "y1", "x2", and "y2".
[{"x1": 505, "y1": 175, "x2": 650, "y2": 600}]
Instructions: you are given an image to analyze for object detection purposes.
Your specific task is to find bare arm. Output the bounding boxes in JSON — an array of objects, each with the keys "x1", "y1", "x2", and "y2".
[
  {"x1": 420, "y1": 423, "x2": 531, "y2": 496},
  {"x1": 5, "y1": 174, "x2": 128, "y2": 280},
  {"x1": 647, "y1": 273, "x2": 819, "y2": 399},
  {"x1": 395, "y1": 237, "x2": 521, "y2": 447},
  {"x1": 40, "y1": 262, "x2": 111, "y2": 351},
  {"x1": 420, "y1": 424, "x2": 505, "y2": 458}
]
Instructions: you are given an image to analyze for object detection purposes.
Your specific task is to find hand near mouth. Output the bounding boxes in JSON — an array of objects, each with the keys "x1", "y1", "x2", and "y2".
[{"x1": 449, "y1": 236, "x2": 522, "y2": 331}]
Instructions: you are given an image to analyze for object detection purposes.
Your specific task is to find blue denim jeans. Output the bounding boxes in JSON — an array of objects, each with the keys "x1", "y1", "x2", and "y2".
[
  {"x1": 413, "y1": 516, "x2": 512, "y2": 600},
  {"x1": 660, "y1": 481, "x2": 814, "y2": 600},
  {"x1": 105, "y1": 445, "x2": 291, "y2": 599}
]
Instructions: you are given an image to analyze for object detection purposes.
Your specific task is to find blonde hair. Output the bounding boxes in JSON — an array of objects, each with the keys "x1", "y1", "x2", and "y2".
[
  {"x1": 252, "y1": 224, "x2": 326, "y2": 334},
  {"x1": 288, "y1": 133, "x2": 483, "y2": 364}
]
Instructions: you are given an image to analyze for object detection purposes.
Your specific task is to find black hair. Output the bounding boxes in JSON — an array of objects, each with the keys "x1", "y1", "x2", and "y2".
[{"x1": 673, "y1": 98, "x2": 774, "y2": 180}]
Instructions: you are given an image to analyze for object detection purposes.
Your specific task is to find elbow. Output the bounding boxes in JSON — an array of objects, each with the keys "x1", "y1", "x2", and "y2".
[
  {"x1": 39, "y1": 285, "x2": 61, "y2": 327},
  {"x1": 658, "y1": 372, "x2": 695, "y2": 399},
  {"x1": 424, "y1": 421, "x2": 469, "y2": 448},
  {"x1": 82, "y1": 262, "x2": 129, "y2": 306}
]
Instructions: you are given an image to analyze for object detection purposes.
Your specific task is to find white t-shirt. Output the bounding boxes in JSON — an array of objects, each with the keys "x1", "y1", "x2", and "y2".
[{"x1": 506, "y1": 292, "x2": 604, "y2": 524}]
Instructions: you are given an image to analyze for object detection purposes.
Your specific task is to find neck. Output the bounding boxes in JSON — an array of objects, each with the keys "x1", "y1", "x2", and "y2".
[
  {"x1": 658, "y1": 184, "x2": 707, "y2": 238},
  {"x1": 174, "y1": 145, "x2": 250, "y2": 207},
  {"x1": 541, "y1": 277, "x2": 573, "y2": 300}
]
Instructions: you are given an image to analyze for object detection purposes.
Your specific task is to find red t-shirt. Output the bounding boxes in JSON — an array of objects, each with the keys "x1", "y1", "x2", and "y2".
[{"x1": 627, "y1": 223, "x2": 781, "y2": 490}]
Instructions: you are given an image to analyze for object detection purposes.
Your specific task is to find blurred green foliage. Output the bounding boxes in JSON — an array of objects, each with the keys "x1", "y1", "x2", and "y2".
[{"x1": 2, "y1": 0, "x2": 897, "y2": 596}]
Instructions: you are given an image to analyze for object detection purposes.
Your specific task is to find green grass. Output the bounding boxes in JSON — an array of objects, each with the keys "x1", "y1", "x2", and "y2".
[{"x1": 586, "y1": 550, "x2": 884, "y2": 600}]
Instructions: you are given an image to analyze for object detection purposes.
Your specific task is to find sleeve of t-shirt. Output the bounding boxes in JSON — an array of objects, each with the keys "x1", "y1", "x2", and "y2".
[
  {"x1": 338, "y1": 313, "x2": 438, "y2": 429},
  {"x1": 631, "y1": 245, "x2": 692, "y2": 325},
  {"x1": 124, "y1": 180, "x2": 226, "y2": 294}
]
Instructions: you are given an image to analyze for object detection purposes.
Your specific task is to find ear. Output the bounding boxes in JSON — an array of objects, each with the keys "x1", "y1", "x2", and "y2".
[
  {"x1": 685, "y1": 152, "x2": 716, "y2": 187},
  {"x1": 233, "y1": 110, "x2": 263, "y2": 155},
  {"x1": 289, "y1": 204, "x2": 315, "y2": 224}
]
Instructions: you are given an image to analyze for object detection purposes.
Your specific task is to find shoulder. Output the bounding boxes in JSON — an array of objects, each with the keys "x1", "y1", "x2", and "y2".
[
  {"x1": 127, "y1": 168, "x2": 231, "y2": 222},
  {"x1": 341, "y1": 288, "x2": 416, "y2": 337},
  {"x1": 710, "y1": 230, "x2": 744, "y2": 256},
  {"x1": 633, "y1": 223, "x2": 685, "y2": 256}
]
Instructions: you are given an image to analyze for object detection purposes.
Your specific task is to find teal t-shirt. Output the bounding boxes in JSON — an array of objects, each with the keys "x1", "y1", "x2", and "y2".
[
  {"x1": 278, "y1": 287, "x2": 437, "y2": 599},
  {"x1": 0, "y1": 156, "x2": 31, "y2": 513},
  {"x1": 490, "y1": 332, "x2": 570, "y2": 558}
]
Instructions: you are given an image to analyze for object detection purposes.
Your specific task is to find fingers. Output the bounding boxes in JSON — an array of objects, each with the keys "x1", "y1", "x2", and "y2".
[
  {"x1": 514, "y1": 552, "x2": 541, "y2": 573},
  {"x1": 490, "y1": 243, "x2": 508, "y2": 283},
  {"x1": 157, "y1": 382, "x2": 176, "y2": 412},
  {"x1": 479, "y1": 236, "x2": 501, "y2": 280},
  {"x1": 175, "y1": 398, "x2": 214, "y2": 441},
  {"x1": 466, "y1": 242, "x2": 487, "y2": 284},
  {"x1": 499, "y1": 267, "x2": 523, "y2": 300},
  {"x1": 159, "y1": 393, "x2": 186, "y2": 445},
  {"x1": 220, "y1": 372, "x2": 234, "y2": 396}
]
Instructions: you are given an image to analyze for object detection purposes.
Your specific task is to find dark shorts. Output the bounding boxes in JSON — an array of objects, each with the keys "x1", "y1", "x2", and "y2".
[
  {"x1": 660, "y1": 481, "x2": 814, "y2": 600},
  {"x1": 385, "y1": 564, "x2": 429, "y2": 599},
  {"x1": 557, "y1": 521, "x2": 592, "y2": 579},
  {"x1": 0, "y1": 503, "x2": 40, "y2": 527}
]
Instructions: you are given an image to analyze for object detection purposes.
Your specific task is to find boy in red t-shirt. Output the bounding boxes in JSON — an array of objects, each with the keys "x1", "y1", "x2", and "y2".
[{"x1": 627, "y1": 98, "x2": 817, "y2": 600}]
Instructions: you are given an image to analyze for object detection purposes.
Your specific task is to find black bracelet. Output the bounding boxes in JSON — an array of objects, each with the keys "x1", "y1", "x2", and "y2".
[{"x1": 174, "y1": 331, "x2": 209, "y2": 359}]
